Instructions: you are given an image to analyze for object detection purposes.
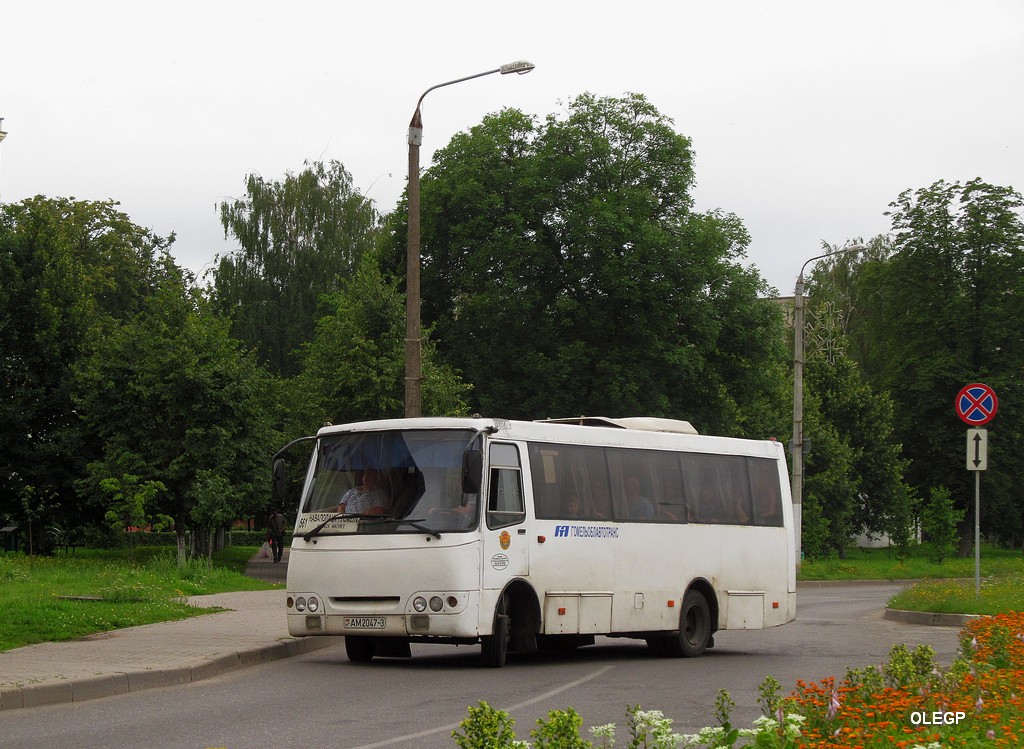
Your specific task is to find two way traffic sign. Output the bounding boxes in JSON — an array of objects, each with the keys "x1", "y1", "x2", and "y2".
[{"x1": 967, "y1": 428, "x2": 987, "y2": 471}]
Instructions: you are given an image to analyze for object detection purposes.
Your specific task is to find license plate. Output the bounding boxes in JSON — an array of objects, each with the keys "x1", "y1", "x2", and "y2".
[{"x1": 343, "y1": 616, "x2": 386, "y2": 630}]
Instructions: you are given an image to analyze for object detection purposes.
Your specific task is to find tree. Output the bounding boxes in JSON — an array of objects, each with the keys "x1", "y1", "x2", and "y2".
[
  {"x1": 920, "y1": 486, "x2": 964, "y2": 564},
  {"x1": 211, "y1": 160, "x2": 382, "y2": 376},
  {"x1": 801, "y1": 247, "x2": 918, "y2": 555},
  {"x1": 99, "y1": 475, "x2": 170, "y2": 563},
  {"x1": 385, "y1": 93, "x2": 789, "y2": 437},
  {"x1": 853, "y1": 180, "x2": 1024, "y2": 549},
  {"x1": 802, "y1": 351, "x2": 912, "y2": 557},
  {"x1": 74, "y1": 273, "x2": 280, "y2": 562},
  {"x1": 0, "y1": 196, "x2": 176, "y2": 542},
  {"x1": 291, "y1": 258, "x2": 470, "y2": 432}
]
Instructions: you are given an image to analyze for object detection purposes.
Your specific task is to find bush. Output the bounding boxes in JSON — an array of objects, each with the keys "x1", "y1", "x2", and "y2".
[
  {"x1": 228, "y1": 530, "x2": 292, "y2": 547},
  {"x1": 921, "y1": 486, "x2": 964, "y2": 563}
]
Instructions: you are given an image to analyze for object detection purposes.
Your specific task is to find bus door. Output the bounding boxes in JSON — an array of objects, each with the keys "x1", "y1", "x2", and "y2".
[{"x1": 482, "y1": 442, "x2": 529, "y2": 589}]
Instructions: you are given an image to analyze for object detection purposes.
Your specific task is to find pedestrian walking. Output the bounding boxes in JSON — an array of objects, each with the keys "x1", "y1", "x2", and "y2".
[{"x1": 267, "y1": 508, "x2": 287, "y2": 563}]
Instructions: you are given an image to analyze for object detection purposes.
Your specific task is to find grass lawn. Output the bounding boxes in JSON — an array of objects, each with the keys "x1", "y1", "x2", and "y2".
[
  {"x1": 800, "y1": 543, "x2": 1024, "y2": 616},
  {"x1": 0, "y1": 546, "x2": 270, "y2": 652},
  {"x1": 797, "y1": 542, "x2": 1022, "y2": 581}
]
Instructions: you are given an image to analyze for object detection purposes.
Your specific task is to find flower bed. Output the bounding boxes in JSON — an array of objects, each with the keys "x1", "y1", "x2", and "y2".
[
  {"x1": 787, "y1": 611, "x2": 1024, "y2": 748},
  {"x1": 452, "y1": 612, "x2": 1024, "y2": 747}
]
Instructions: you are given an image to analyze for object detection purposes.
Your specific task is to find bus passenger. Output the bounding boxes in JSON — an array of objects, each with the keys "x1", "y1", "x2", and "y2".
[
  {"x1": 339, "y1": 468, "x2": 390, "y2": 515},
  {"x1": 590, "y1": 481, "x2": 611, "y2": 518},
  {"x1": 562, "y1": 495, "x2": 582, "y2": 519},
  {"x1": 625, "y1": 476, "x2": 655, "y2": 520}
]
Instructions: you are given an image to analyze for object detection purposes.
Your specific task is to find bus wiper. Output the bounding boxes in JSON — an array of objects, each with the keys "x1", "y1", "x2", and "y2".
[
  {"x1": 301, "y1": 513, "x2": 374, "y2": 542},
  {"x1": 359, "y1": 516, "x2": 442, "y2": 539}
]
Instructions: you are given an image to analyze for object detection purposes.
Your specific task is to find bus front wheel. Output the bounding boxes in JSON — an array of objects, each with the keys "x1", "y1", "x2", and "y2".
[
  {"x1": 481, "y1": 595, "x2": 510, "y2": 668},
  {"x1": 345, "y1": 635, "x2": 377, "y2": 663},
  {"x1": 664, "y1": 589, "x2": 711, "y2": 658}
]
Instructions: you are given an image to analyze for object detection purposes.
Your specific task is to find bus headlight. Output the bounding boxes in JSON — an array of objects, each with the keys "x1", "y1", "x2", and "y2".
[
  {"x1": 295, "y1": 597, "x2": 307, "y2": 612},
  {"x1": 429, "y1": 596, "x2": 444, "y2": 612},
  {"x1": 307, "y1": 596, "x2": 320, "y2": 613},
  {"x1": 412, "y1": 596, "x2": 427, "y2": 613}
]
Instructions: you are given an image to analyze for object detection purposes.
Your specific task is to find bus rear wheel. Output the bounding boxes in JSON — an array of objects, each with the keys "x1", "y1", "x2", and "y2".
[
  {"x1": 345, "y1": 635, "x2": 377, "y2": 663},
  {"x1": 663, "y1": 589, "x2": 711, "y2": 658}
]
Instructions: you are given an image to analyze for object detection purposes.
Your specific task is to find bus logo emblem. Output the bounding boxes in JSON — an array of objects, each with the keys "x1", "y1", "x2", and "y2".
[
  {"x1": 499, "y1": 531, "x2": 511, "y2": 549},
  {"x1": 554, "y1": 525, "x2": 569, "y2": 538}
]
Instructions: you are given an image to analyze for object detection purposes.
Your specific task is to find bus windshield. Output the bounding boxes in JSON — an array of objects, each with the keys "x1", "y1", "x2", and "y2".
[{"x1": 300, "y1": 429, "x2": 478, "y2": 534}]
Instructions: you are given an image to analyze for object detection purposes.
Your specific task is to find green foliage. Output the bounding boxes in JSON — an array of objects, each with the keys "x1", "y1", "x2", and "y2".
[
  {"x1": 881, "y1": 643, "x2": 936, "y2": 689},
  {"x1": 99, "y1": 474, "x2": 170, "y2": 563},
  {"x1": 17, "y1": 484, "x2": 60, "y2": 555},
  {"x1": 530, "y1": 707, "x2": 592, "y2": 748},
  {"x1": 920, "y1": 486, "x2": 964, "y2": 563},
  {"x1": 387, "y1": 92, "x2": 789, "y2": 435},
  {"x1": 844, "y1": 663, "x2": 885, "y2": 702},
  {"x1": 797, "y1": 491, "x2": 832, "y2": 561},
  {"x1": 74, "y1": 277, "x2": 281, "y2": 555},
  {"x1": 801, "y1": 342, "x2": 912, "y2": 555},
  {"x1": 291, "y1": 259, "x2": 470, "y2": 430},
  {"x1": 851, "y1": 180, "x2": 1024, "y2": 548},
  {"x1": 212, "y1": 159, "x2": 381, "y2": 377},
  {"x1": 800, "y1": 398, "x2": 857, "y2": 558},
  {"x1": 757, "y1": 676, "x2": 783, "y2": 718},
  {"x1": 188, "y1": 471, "x2": 236, "y2": 530},
  {"x1": 0, "y1": 196, "x2": 176, "y2": 543},
  {"x1": 451, "y1": 701, "x2": 525, "y2": 749},
  {"x1": 100, "y1": 475, "x2": 169, "y2": 532}
]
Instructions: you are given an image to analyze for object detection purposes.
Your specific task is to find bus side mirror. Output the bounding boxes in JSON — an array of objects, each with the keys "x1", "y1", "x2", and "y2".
[
  {"x1": 272, "y1": 458, "x2": 286, "y2": 503},
  {"x1": 462, "y1": 449, "x2": 482, "y2": 495}
]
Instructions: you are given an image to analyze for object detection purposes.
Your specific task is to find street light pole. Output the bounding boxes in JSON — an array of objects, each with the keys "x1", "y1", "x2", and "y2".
[
  {"x1": 404, "y1": 61, "x2": 535, "y2": 418},
  {"x1": 792, "y1": 243, "x2": 866, "y2": 570}
]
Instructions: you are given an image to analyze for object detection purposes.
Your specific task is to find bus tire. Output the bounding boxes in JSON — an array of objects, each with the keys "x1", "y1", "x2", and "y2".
[
  {"x1": 345, "y1": 635, "x2": 377, "y2": 663},
  {"x1": 665, "y1": 589, "x2": 712, "y2": 658},
  {"x1": 481, "y1": 596, "x2": 510, "y2": 668}
]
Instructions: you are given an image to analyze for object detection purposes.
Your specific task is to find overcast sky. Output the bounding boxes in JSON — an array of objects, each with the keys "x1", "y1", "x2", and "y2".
[{"x1": 2, "y1": 0, "x2": 1021, "y2": 294}]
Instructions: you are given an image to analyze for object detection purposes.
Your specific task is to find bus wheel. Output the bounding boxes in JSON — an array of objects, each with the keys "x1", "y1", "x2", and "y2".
[
  {"x1": 481, "y1": 595, "x2": 510, "y2": 668},
  {"x1": 345, "y1": 635, "x2": 377, "y2": 663},
  {"x1": 664, "y1": 590, "x2": 711, "y2": 658}
]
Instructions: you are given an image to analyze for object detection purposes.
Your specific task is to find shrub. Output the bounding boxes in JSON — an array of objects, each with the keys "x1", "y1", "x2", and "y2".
[{"x1": 920, "y1": 485, "x2": 964, "y2": 563}]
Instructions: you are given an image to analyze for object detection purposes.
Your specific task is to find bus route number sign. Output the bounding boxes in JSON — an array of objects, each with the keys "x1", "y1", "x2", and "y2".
[{"x1": 955, "y1": 383, "x2": 998, "y2": 426}]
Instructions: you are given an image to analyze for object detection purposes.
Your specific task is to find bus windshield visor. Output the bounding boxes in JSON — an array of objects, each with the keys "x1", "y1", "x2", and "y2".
[{"x1": 300, "y1": 430, "x2": 479, "y2": 533}]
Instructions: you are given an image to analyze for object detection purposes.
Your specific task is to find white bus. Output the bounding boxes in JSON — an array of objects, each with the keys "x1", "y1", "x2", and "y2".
[{"x1": 278, "y1": 416, "x2": 796, "y2": 667}]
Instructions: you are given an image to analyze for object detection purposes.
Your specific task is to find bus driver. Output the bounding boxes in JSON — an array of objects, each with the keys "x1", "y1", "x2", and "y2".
[{"x1": 339, "y1": 468, "x2": 390, "y2": 515}]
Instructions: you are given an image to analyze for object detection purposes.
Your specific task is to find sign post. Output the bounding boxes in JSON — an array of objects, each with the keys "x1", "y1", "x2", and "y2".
[{"x1": 955, "y1": 384, "x2": 997, "y2": 597}]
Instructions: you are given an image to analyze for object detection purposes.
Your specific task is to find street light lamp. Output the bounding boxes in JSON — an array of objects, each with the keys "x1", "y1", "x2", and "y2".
[
  {"x1": 404, "y1": 61, "x2": 535, "y2": 418},
  {"x1": 792, "y1": 243, "x2": 866, "y2": 570}
]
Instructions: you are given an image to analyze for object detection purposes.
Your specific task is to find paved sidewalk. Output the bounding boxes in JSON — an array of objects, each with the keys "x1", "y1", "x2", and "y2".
[{"x1": 0, "y1": 549, "x2": 341, "y2": 712}]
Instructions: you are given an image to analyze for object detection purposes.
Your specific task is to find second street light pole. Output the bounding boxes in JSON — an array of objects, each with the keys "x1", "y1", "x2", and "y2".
[
  {"x1": 792, "y1": 243, "x2": 866, "y2": 571},
  {"x1": 404, "y1": 61, "x2": 535, "y2": 418}
]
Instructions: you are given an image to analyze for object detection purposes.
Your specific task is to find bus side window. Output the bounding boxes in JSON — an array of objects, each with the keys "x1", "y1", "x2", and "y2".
[
  {"x1": 488, "y1": 467, "x2": 525, "y2": 528},
  {"x1": 748, "y1": 457, "x2": 784, "y2": 527},
  {"x1": 488, "y1": 443, "x2": 525, "y2": 529}
]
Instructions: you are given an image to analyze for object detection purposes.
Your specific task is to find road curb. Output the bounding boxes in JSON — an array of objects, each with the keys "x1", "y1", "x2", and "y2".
[
  {"x1": 0, "y1": 636, "x2": 342, "y2": 712},
  {"x1": 796, "y1": 580, "x2": 982, "y2": 628},
  {"x1": 883, "y1": 608, "x2": 983, "y2": 627}
]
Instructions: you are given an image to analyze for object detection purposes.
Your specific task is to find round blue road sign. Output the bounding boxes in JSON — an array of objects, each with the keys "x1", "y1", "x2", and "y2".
[{"x1": 956, "y1": 383, "x2": 998, "y2": 426}]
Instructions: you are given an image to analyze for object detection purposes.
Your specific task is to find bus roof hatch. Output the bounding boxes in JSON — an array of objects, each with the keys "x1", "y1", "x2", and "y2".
[{"x1": 537, "y1": 416, "x2": 698, "y2": 435}]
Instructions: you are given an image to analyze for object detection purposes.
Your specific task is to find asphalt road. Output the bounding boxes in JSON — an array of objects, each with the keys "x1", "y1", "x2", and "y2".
[{"x1": 0, "y1": 582, "x2": 961, "y2": 749}]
